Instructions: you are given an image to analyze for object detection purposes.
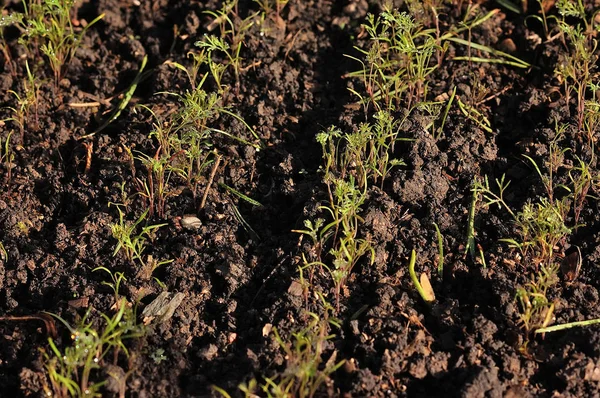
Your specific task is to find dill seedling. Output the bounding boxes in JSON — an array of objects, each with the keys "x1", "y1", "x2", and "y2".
[
  {"x1": 5, "y1": 0, "x2": 104, "y2": 87},
  {"x1": 197, "y1": 0, "x2": 258, "y2": 93},
  {"x1": 234, "y1": 304, "x2": 344, "y2": 398},
  {"x1": 346, "y1": 9, "x2": 441, "y2": 112},
  {"x1": 0, "y1": 131, "x2": 14, "y2": 186},
  {"x1": 109, "y1": 204, "x2": 168, "y2": 266},
  {"x1": 42, "y1": 299, "x2": 144, "y2": 397}
]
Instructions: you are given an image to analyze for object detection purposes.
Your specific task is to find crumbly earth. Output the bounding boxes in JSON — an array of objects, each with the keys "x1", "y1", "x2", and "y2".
[{"x1": 1, "y1": 0, "x2": 600, "y2": 397}]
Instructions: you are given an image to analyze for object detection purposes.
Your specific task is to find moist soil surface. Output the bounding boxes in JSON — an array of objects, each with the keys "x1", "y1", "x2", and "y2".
[{"x1": 2, "y1": 0, "x2": 600, "y2": 397}]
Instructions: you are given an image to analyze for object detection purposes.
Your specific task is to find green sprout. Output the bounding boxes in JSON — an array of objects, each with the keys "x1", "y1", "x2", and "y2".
[
  {"x1": 345, "y1": 9, "x2": 441, "y2": 112},
  {"x1": 109, "y1": 204, "x2": 168, "y2": 266},
  {"x1": 516, "y1": 264, "x2": 558, "y2": 337},
  {"x1": 237, "y1": 307, "x2": 344, "y2": 398},
  {"x1": 434, "y1": 223, "x2": 444, "y2": 277},
  {"x1": 197, "y1": 0, "x2": 258, "y2": 92},
  {"x1": 408, "y1": 249, "x2": 436, "y2": 303},
  {"x1": 6, "y1": 0, "x2": 104, "y2": 87},
  {"x1": 42, "y1": 299, "x2": 144, "y2": 397},
  {"x1": 0, "y1": 131, "x2": 14, "y2": 185}
]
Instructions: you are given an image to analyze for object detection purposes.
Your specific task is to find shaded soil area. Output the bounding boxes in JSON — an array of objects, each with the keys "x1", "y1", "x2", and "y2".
[{"x1": 2, "y1": 0, "x2": 600, "y2": 397}]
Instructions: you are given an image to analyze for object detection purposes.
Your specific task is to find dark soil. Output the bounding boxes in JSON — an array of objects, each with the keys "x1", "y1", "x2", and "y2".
[{"x1": 2, "y1": 0, "x2": 600, "y2": 397}]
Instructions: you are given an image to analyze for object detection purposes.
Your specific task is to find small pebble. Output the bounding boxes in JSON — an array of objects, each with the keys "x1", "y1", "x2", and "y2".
[
  {"x1": 499, "y1": 38, "x2": 516, "y2": 53},
  {"x1": 181, "y1": 215, "x2": 202, "y2": 230}
]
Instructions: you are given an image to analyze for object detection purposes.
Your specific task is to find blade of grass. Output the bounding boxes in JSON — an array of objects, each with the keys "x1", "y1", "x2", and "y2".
[
  {"x1": 78, "y1": 55, "x2": 149, "y2": 139},
  {"x1": 436, "y1": 86, "x2": 456, "y2": 140},
  {"x1": 209, "y1": 127, "x2": 261, "y2": 149},
  {"x1": 228, "y1": 200, "x2": 260, "y2": 240},
  {"x1": 466, "y1": 179, "x2": 478, "y2": 261},
  {"x1": 0, "y1": 313, "x2": 57, "y2": 338},
  {"x1": 457, "y1": 97, "x2": 493, "y2": 133},
  {"x1": 219, "y1": 109, "x2": 263, "y2": 149},
  {"x1": 434, "y1": 223, "x2": 444, "y2": 278},
  {"x1": 452, "y1": 56, "x2": 530, "y2": 68},
  {"x1": 219, "y1": 183, "x2": 263, "y2": 207},
  {"x1": 439, "y1": 10, "x2": 500, "y2": 41},
  {"x1": 535, "y1": 317, "x2": 600, "y2": 334},
  {"x1": 448, "y1": 37, "x2": 530, "y2": 68},
  {"x1": 478, "y1": 244, "x2": 487, "y2": 269},
  {"x1": 496, "y1": 0, "x2": 522, "y2": 14}
]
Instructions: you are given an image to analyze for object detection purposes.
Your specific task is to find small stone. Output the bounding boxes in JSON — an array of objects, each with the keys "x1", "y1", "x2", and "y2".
[
  {"x1": 227, "y1": 333, "x2": 237, "y2": 344},
  {"x1": 181, "y1": 215, "x2": 202, "y2": 230},
  {"x1": 343, "y1": 358, "x2": 357, "y2": 373},
  {"x1": 68, "y1": 296, "x2": 89, "y2": 309},
  {"x1": 262, "y1": 323, "x2": 273, "y2": 337},
  {"x1": 59, "y1": 78, "x2": 71, "y2": 89},
  {"x1": 498, "y1": 38, "x2": 517, "y2": 53}
]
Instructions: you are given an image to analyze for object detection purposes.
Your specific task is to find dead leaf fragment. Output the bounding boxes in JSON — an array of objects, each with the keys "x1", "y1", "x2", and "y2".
[
  {"x1": 273, "y1": 15, "x2": 286, "y2": 31},
  {"x1": 419, "y1": 273, "x2": 436, "y2": 302},
  {"x1": 287, "y1": 280, "x2": 303, "y2": 296},
  {"x1": 561, "y1": 245, "x2": 582, "y2": 282},
  {"x1": 142, "y1": 292, "x2": 186, "y2": 325}
]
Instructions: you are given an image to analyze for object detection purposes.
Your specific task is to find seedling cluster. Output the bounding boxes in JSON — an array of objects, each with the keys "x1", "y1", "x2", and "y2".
[
  {"x1": 42, "y1": 298, "x2": 144, "y2": 397},
  {"x1": 471, "y1": 0, "x2": 600, "y2": 344},
  {"x1": 2, "y1": 0, "x2": 103, "y2": 87},
  {"x1": 2, "y1": 0, "x2": 600, "y2": 396},
  {"x1": 223, "y1": 0, "x2": 600, "y2": 394}
]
